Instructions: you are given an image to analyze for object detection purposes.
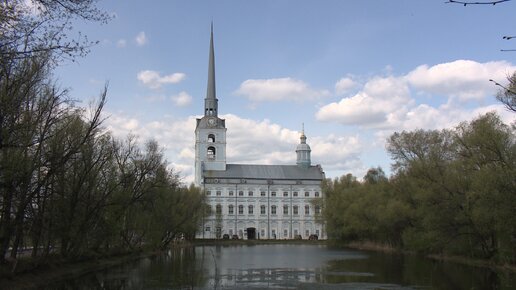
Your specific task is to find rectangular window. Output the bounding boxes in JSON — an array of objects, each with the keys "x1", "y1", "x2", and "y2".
[
  {"x1": 305, "y1": 230, "x2": 310, "y2": 237},
  {"x1": 260, "y1": 191, "x2": 266, "y2": 196},
  {"x1": 206, "y1": 191, "x2": 211, "y2": 196},
  {"x1": 248, "y1": 191, "x2": 253, "y2": 196},
  {"x1": 238, "y1": 205, "x2": 244, "y2": 214},
  {"x1": 228, "y1": 205, "x2": 234, "y2": 214},
  {"x1": 305, "y1": 205, "x2": 310, "y2": 215},
  {"x1": 284, "y1": 229, "x2": 288, "y2": 237},
  {"x1": 315, "y1": 192, "x2": 320, "y2": 197},
  {"x1": 248, "y1": 205, "x2": 254, "y2": 214},
  {"x1": 283, "y1": 205, "x2": 288, "y2": 215},
  {"x1": 239, "y1": 191, "x2": 244, "y2": 196},
  {"x1": 271, "y1": 206, "x2": 277, "y2": 215},
  {"x1": 229, "y1": 191, "x2": 234, "y2": 196},
  {"x1": 271, "y1": 192, "x2": 276, "y2": 197},
  {"x1": 261, "y1": 229, "x2": 265, "y2": 238},
  {"x1": 205, "y1": 227, "x2": 211, "y2": 232},
  {"x1": 216, "y1": 191, "x2": 221, "y2": 196},
  {"x1": 293, "y1": 206, "x2": 298, "y2": 215},
  {"x1": 293, "y1": 192, "x2": 298, "y2": 197},
  {"x1": 315, "y1": 205, "x2": 321, "y2": 214},
  {"x1": 283, "y1": 192, "x2": 288, "y2": 197},
  {"x1": 261, "y1": 205, "x2": 266, "y2": 214},
  {"x1": 304, "y1": 192, "x2": 309, "y2": 197}
]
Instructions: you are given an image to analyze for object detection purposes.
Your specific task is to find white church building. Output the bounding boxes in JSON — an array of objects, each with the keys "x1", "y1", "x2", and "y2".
[{"x1": 194, "y1": 27, "x2": 326, "y2": 240}]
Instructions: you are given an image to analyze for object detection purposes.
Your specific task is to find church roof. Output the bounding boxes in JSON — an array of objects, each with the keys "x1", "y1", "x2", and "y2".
[{"x1": 204, "y1": 164, "x2": 324, "y2": 180}]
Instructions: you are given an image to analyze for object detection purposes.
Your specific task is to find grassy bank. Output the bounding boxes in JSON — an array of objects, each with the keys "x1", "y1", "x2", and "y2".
[
  {"x1": 0, "y1": 251, "x2": 156, "y2": 289},
  {"x1": 341, "y1": 240, "x2": 516, "y2": 273}
]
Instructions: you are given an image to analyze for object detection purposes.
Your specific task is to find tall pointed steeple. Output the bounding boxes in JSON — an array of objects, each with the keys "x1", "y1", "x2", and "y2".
[{"x1": 204, "y1": 23, "x2": 218, "y2": 117}]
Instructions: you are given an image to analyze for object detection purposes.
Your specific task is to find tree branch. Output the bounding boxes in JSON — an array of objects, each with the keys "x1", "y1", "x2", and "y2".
[{"x1": 445, "y1": 0, "x2": 511, "y2": 5}]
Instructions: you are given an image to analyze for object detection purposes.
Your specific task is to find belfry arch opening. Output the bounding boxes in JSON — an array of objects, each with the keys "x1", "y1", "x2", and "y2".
[
  {"x1": 207, "y1": 146, "x2": 216, "y2": 159},
  {"x1": 208, "y1": 134, "x2": 215, "y2": 143}
]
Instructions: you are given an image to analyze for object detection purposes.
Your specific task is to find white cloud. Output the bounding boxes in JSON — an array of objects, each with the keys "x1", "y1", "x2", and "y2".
[
  {"x1": 317, "y1": 60, "x2": 516, "y2": 130},
  {"x1": 335, "y1": 77, "x2": 356, "y2": 95},
  {"x1": 235, "y1": 77, "x2": 330, "y2": 102},
  {"x1": 406, "y1": 60, "x2": 516, "y2": 102},
  {"x1": 117, "y1": 39, "x2": 127, "y2": 48},
  {"x1": 171, "y1": 91, "x2": 192, "y2": 107},
  {"x1": 137, "y1": 70, "x2": 186, "y2": 90},
  {"x1": 316, "y1": 76, "x2": 412, "y2": 127},
  {"x1": 135, "y1": 31, "x2": 147, "y2": 46},
  {"x1": 103, "y1": 112, "x2": 364, "y2": 184}
]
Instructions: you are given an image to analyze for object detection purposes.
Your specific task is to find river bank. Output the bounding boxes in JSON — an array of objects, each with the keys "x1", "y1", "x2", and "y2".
[
  {"x1": 0, "y1": 251, "x2": 156, "y2": 289},
  {"x1": 342, "y1": 240, "x2": 516, "y2": 273}
]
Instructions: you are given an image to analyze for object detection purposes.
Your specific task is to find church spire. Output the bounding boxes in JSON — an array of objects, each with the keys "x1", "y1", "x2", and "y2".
[{"x1": 204, "y1": 23, "x2": 218, "y2": 117}]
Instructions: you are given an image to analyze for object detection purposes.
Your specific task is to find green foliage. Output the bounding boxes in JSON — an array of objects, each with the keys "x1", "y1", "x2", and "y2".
[{"x1": 323, "y1": 113, "x2": 515, "y2": 264}]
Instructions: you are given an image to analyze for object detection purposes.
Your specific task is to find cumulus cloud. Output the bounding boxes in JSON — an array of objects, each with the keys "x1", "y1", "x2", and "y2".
[
  {"x1": 235, "y1": 78, "x2": 330, "y2": 102},
  {"x1": 317, "y1": 60, "x2": 516, "y2": 130},
  {"x1": 316, "y1": 76, "x2": 412, "y2": 127},
  {"x1": 171, "y1": 91, "x2": 192, "y2": 107},
  {"x1": 335, "y1": 77, "x2": 356, "y2": 95},
  {"x1": 103, "y1": 112, "x2": 363, "y2": 184},
  {"x1": 406, "y1": 60, "x2": 516, "y2": 102},
  {"x1": 137, "y1": 70, "x2": 186, "y2": 90},
  {"x1": 135, "y1": 31, "x2": 147, "y2": 46}
]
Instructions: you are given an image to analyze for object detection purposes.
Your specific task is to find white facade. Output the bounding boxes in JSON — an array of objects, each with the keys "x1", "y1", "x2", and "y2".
[{"x1": 194, "y1": 26, "x2": 325, "y2": 240}]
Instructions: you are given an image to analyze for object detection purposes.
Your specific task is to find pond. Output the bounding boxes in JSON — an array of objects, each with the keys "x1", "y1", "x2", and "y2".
[{"x1": 43, "y1": 244, "x2": 515, "y2": 289}]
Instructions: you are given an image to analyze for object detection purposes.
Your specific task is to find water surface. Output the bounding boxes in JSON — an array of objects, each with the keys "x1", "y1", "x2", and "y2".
[{"x1": 44, "y1": 244, "x2": 515, "y2": 289}]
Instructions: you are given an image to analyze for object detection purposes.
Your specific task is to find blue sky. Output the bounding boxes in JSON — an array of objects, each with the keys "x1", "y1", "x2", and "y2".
[{"x1": 53, "y1": 0, "x2": 516, "y2": 183}]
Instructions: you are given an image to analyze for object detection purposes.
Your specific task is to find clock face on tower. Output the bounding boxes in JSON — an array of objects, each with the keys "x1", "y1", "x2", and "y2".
[{"x1": 208, "y1": 118, "x2": 216, "y2": 127}]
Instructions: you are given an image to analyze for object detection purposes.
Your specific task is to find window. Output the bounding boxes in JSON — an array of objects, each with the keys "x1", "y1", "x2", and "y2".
[
  {"x1": 229, "y1": 229, "x2": 233, "y2": 236},
  {"x1": 205, "y1": 226, "x2": 211, "y2": 232},
  {"x1": 207, "y1": 146, "x2": 216, "y2": 159},
  {"x1": 283, "y1": 205, "x2": 289, "y2": 215},
  {"x1": 284, "y1": 229, "x2": 288, "y2": 237},
  {"x1": 271, "y1": 192, "x2": 276, "y2": 197},
  {"x1": 229, "y1": 191, "x2": 234, "y2": 196},
  {"x1": 305, "y1": 205, "x2": 310, "y2": 215},
  {"x1": 208, "y1": 134, "x2": 215, "y2": 143},
  {"x1": 261, "y1": 229, "x2": 265, "y2": 237},
  {"x1": 304, "y1": 192, "x2": 309, "y2": 197},
  {"x1": 239, "y1": 191, "x2": 244, "y2": 196},
  {"x1": 305, "y1": 230, "x2": 310, "y2": 237},
  {"x1": 271, "y1": 205, "x2": 277, "y2": 215},
  {"x1": 316, "y1": 230, "x2": 320, "y2": 236},
  {"x1": 260, "y1": 205, "x2": 266, "y2": 214},
  {"x1": 216, "y1": 204, "x2": 222, "y2": 214},
  {"x1": 206, "y1": 191, "x2": 211, "y2": 196},
  {"x1": 283, "y1": 192, "x2": 288, "y2": 197},
  {"x1": 293, "y1": 205, "x2": 299, "y2": 215},
  {"x1": 315, "y1": 192, "x2": 320, "y2": 197},
  {"x1": 315, "y1": 205, "x2": 321, "y2": 214},
  {"x1": 228, "y1": 205, "x2": 234, "y2": 214},
  {"x1": 216, "y1": 191, "x2": 221, "y2": 196},
  {"x1": 238, "y1": 205, "x2": 244, "y2": 214},
  {"x1": 248, "y1": 191, "x2": 253, "y2": 197},
  {"x1": 260, "y1": 191, "x2": 266, "y2": 196},
  {"x1": 248, "y1": 205, "x2": 254, "y2": 214},
  {"x1": 293, "y1": 192, "x2": 298, "y2": 197}
]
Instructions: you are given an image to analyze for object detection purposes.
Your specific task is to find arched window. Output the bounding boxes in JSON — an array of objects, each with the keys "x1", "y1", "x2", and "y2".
[
  {"x1": 238, "y1": 205, "x2": 244, "y2": 215},
  {"x1": 207, "y1": 146, "x2": 216, "y2": 159},
  {"x1": 248, "y1": 205, "x2": 254, "y2": 214},
  {"x1": 315, "y1": 205, "x2": 321, "y2": 214},
  {"x1": 260, "y1": 205, "x2": 266, "y2": 214},
  {"x1": 216, "y1": 204, "x2": 222, "y2": 215},
  {"x1": 208, "y1": 134, "x2": 215, "y2": 143},
  {"x1": 305, "y1": 205, "x2": 310, "y2": 215},
  {"x1": 228, "y1": 205, "x2": 234, "y2": 214},
  {"x1": 271, "y1": 205, "x2": 277, "y2": 215}
]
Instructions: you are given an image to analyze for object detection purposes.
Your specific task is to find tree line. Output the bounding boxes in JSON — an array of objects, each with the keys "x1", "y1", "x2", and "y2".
[
  {"x1": 0, "y1": 0, "x2": 207, "y2": 271},
  {"x1": 323, "y1": 112, "x2": 515, "y2": 264}
]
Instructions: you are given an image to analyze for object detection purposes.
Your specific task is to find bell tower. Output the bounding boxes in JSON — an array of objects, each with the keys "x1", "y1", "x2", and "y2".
[{"x1": 194, "y1": 24, "x2": 227, "y2": 185}]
